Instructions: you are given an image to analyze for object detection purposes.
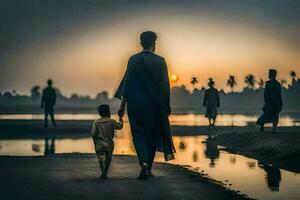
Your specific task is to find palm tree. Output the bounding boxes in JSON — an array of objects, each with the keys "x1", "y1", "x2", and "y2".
[
  {"x1": 190, "y1": 77, "x2": 198, "y2": 88},
  {"x1": 226, "y1": 75, "x2": 237, "y2": 92},
  {"x1": 258, "y1": 79, "x2": 264, "y2": 88},
  {"x1": 244, "y1": 74, "x2": 256, "y2": 90}
]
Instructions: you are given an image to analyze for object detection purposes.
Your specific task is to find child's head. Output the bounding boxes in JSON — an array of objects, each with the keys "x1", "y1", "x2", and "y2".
[{"x1": 98, "y1": 104, "x2": 111, "y2": 118}]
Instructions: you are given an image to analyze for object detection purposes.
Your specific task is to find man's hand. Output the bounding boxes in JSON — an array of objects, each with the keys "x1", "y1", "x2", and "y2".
[{"x1": 118, "y1": 98, "x2": 127, "y2": 117}]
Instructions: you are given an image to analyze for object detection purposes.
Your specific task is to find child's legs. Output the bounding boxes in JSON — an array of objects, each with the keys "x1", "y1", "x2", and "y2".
[
  {"x1": 96, "y1": 152, "x2": 107, "y2": 175},
  {"x1": 272, "y1": 122, "x2": 278, "y2": 132},
  {"x1": 105, "y1": 151, "x2": 113, "y2": 172}
]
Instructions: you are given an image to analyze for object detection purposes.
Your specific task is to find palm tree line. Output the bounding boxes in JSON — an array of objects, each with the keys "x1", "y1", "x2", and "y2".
[{"x1": 189, "y1": 70, "x2": 298, "y2": 92}]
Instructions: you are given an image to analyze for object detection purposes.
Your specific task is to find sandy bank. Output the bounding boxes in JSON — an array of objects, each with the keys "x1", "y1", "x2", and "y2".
[{"x1": 213, "y1": 130, "x2": 300, "y2": 173}]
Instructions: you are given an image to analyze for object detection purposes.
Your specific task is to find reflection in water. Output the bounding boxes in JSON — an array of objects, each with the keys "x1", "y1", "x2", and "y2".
[
  {"x1": 32, "y1": 144, "x2": 41, "y2": 152},
  {"x1": 44, "y1": 138, "x2": 55, "y2": 155},
  {"x1": 0, "y1": 114, "x2": 299, "y2": 127},
  {"x1": 207, "y1": 126, "x2": 217, "y2": 139},
  {"x1": 230, "y1": 155, "x2": 237, "y2": 164},
  {"x1": 192, "y1": 151, "x2": 198, "y2": 162},
  {"x1": 178, "y1": 138, "x2": 187, "y2": 151},
  {"x1": 0, "y1": 129, "x2": 299, "y2": 200},
  {"x1": 247, "y1": 161, "x2": 256, "y2": 169},
  {"x1": 204, "y1": 139, "x2": 220, "y2": 168},
  {"x1": 259, "y1": 162, "x2": 282, "y2": 192}
]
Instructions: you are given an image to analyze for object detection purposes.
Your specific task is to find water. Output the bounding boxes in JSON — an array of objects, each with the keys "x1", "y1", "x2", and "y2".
[
  {"x1": 0, "y1": 123, "x2": 299, "y2": 200},
  {"x1": 0, "y1": 113, "x2": 299, "y2": 126}
]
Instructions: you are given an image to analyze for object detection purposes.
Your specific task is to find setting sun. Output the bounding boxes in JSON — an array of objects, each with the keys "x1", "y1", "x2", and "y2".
[{"x1": 170, "y1": 74, "x2": 179, "y2": 82}]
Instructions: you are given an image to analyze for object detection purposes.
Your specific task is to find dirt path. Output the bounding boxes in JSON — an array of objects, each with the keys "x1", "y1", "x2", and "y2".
[{"x1": 0, "y1": 154, "x2": 250, "y2": 200}]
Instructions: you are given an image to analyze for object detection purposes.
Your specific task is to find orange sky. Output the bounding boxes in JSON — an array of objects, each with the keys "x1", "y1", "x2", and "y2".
[{"x1": 1, "y1": 1, "x2": 300, "y2": 97}]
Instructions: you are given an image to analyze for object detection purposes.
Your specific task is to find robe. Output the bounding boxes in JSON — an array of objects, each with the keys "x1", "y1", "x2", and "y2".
[
  {"x1": 257, "y1": 79, "x2": 283, "y2": 124},
  {"x1": 203, "y1": 87, "x2": 220, "y2": 119},
  {"x1": 115, "y1": 51, "x2": 175, "y2": 162}
]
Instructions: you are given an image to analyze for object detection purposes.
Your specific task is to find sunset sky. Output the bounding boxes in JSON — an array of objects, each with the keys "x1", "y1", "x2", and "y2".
[{"x1": 1, "y1": 0, "x2": 300, "y2": 97}]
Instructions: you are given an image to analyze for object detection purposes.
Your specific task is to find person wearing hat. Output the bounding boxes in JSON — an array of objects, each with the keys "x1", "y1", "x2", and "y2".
[{"x1": 257, "y1": 69, "x2": 283, "y2": 133}]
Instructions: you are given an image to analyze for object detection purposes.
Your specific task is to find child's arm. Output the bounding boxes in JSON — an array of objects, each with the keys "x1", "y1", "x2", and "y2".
[
  {"x1": 91, "y1": 121, "x2": 98, "y2": 138},
  {"x1": 114, "y1": 117, "x2": 123, "y2": 130}
]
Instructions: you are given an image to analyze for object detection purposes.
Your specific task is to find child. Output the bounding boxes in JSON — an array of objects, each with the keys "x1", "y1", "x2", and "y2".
[{"x1": 91, "y1": 104, "x2": 123, "y2": 179}]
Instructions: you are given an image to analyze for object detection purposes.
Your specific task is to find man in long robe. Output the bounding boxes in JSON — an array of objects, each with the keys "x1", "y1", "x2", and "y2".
[
  {"x1": 257, "y1": 69, "x2": 283, "y2": 133},
  {"x1": 115, "y1": 31, "x2": 175, "y2": 179}
]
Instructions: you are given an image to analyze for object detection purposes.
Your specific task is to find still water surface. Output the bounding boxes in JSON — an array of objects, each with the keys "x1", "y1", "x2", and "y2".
[{"x1": 0, "y1": 122, "x2": 299, "y2": 200}]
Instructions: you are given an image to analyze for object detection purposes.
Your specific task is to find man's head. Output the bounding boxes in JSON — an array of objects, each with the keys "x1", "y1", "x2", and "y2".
[
  {"x1": 98, "y1": 104, "x2": 111, "y2": 118},
  {"x1": 140, "y1": 31, "x2": 157, "y2": 52},
  {"x1": 208, "y1": 79, "x2": 215, "y2": 88},
  {"x1": 47, "y1": 79, "x2": 53, "y2": 87},
  {"x1": 269, "y1": 69, "x2": 277, "y2": 80}
]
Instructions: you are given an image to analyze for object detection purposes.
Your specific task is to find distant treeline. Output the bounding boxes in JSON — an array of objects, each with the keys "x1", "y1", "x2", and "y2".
[{"x1": 1, "y1": 78, "x2": 299, "y2": 114}]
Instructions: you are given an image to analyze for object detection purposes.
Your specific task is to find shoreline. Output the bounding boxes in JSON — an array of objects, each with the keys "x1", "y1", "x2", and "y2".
[
  {"x1": 0, "y1": 119, "x2": 298, "y2": 138},
  {"x1": 0, "y1": 154, "x2": 252, "y2": 200},
  {"x1": 213, "y1": 130, "x2": 300, "y2": 173},
  {"x1": 1, "y1": 119, "x2": 299, "y2": 173}
]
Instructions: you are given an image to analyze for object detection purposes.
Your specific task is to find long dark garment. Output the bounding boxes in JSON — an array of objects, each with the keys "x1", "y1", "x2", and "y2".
[
  {"x1": 115, "y1": 51, "x2": 175, "y2": 167},
  {"x1": 257, "y1": 79, "x2": 282, "y2": 124}
]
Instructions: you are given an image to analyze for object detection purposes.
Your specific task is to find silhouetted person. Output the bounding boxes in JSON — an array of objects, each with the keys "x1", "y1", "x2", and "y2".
[
  {"x1": 44, "y1": 138, "x2": 55, "y2": 155},
  {"x1": 91, "y1": 104, "x2": 123, "y2": 179},
  {"x1": 203, "y1": 80, "x2": 220, "y2": 127},
  {"x1": 115, "y1": 31, "x2": 175, "y2": 179},
  {"x1": 257, "y1": 69, "x2": 282, "y2": 133},
  {"x1": 41, "y1": 79, "x2": 57, "y2": 127}
]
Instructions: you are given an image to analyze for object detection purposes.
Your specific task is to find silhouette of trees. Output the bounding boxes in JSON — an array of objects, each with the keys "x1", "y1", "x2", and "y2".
[
  {"x1": 227, "y1": 75, "x2": 237, "y2": 92},
  {"x1": 96, "y1": 91, "x2": 109, "y2": 102},
  {"x1": 3, "y1": 91, "x2": 13, "y2": 98},
  {"x1": 70, "y1": 93, "x2": 80, "y2": 101},
  {"x1": 258, "y1": 79, "x2": 264, "y2": 88},
  {"x1": 244, "y1": 74, "x2": 256, "y2": 89},
  {"x1": 190, "y1": 77, "x2": 198, "y2": 88},
  {"x1": 30, "y1": 86, "x2": 41, "y2": 101}
]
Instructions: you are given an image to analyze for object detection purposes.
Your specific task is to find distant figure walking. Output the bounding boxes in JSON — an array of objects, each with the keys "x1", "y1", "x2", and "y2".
[
  {"x1": 257, "y1": 69, "x2": 282, "y2": 133},
  {"x1": 41, "y1": 79, "x2": 57, "y2": 127},
  {"x1": 115, "y1": 31, "x2": 175, "y2": 179},
  {"x1": 203, "y1": 79, "x2": 220, "y2": 127}
]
